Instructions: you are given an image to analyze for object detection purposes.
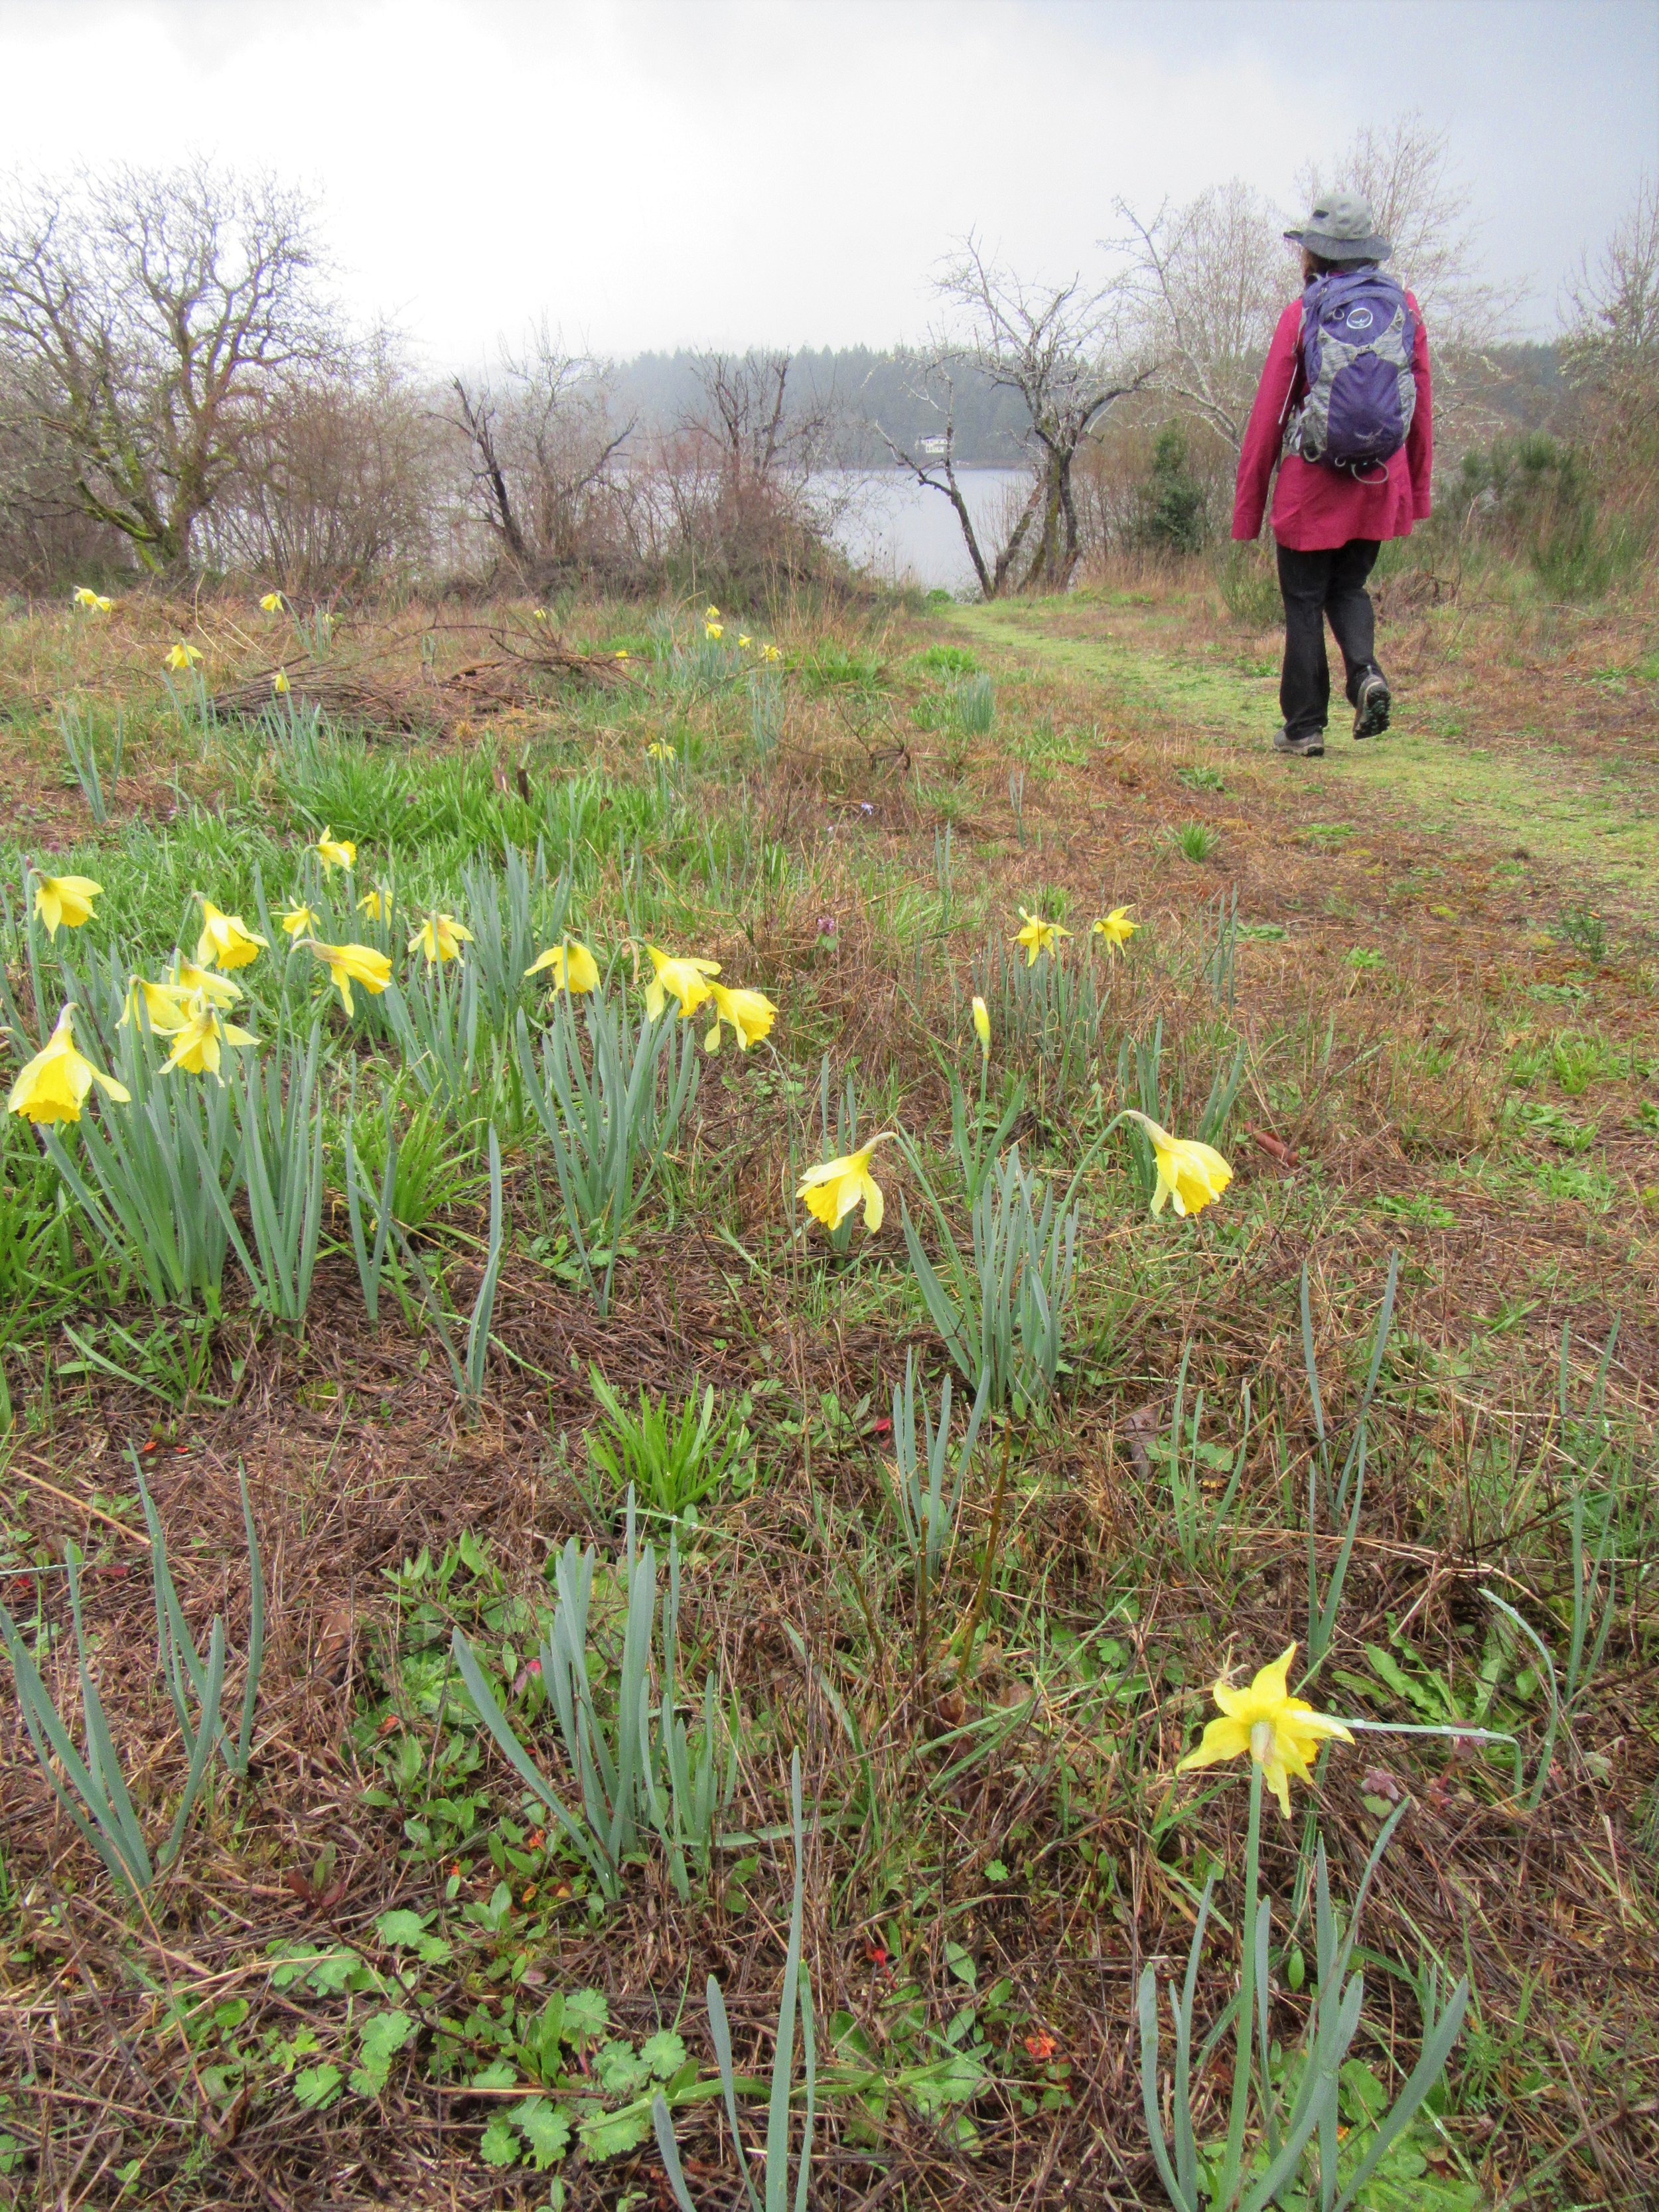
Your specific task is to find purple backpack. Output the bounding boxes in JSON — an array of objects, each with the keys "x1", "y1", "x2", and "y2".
[{"x1": 1287, "y1": 269, "x2": 1417, "y2": 476}]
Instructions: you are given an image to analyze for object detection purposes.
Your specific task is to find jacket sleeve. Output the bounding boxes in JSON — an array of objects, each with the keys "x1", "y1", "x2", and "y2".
[
  {"x1": 1232, "y1": 303, "x2": 1301, "y2": 542},
  {"x1": 1406, "y1": 303, "x2": 1433, "y2": 520}
]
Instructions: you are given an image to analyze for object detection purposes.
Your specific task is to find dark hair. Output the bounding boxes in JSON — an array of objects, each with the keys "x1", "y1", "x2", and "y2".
[{"x1": 1306, "y1": 250, "x2": 1380, "y2": 277}]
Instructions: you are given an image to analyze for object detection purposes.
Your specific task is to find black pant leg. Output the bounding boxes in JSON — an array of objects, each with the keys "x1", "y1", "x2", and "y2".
[
  {"x1": 1276, "y1": 542, "x2": 1334, "y2": 739},
  {"x1": 1325, "y1": 538, "x2": 1383, "y2": 705}
]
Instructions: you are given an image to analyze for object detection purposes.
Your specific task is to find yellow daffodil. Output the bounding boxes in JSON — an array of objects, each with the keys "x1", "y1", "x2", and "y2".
[
  {"x1": 411, "y1": 913, "x2": 474, "y2": 966},
  {"x1": 1014, "y1": 908, "x2": 1070, "y2": 965},
  {"x1": 119, "y1": 976, "x2": 193, "y2": 1035},
  {"x1": 259, "y1": 591, "x2": 285, "y2": 613},
  {"x1": 1177, "y1": 1644, "x2": 1354, "y2": 1819},
  {"x1": 167, "y1": 958, "x2": 242, "y2": 1008},
  {"x1": 797, "y1": 1135, "x2": 892, "y2": 1235},
  {"x1": 7, "y1": 1004, "x2": 129, "y2": 1126},
  {"x1": 643, "y1": 945, "x2": 720, "y2": 1021},
  {"x1": 273, "y1": 669, "x2": 289, "y2": 695},
  {"x1": 314, "y1": 826, "x2": 356, "y2": 874},
  {"x1": 301, "y1": 938, "x2": 392, "y2": 1017},
  {"x1": 703, "y1": 982, "x2": 777, "y2": 1055},
  {"x1": 194, "y1": 899, "x2": 267, "y2": 972},
  {"x1": 705, "y1": 605, "x2": 721, "y2": 621},
  {"x1": 972, "y1": 995, "x2": 991, "y2": 1057},
  {"x1": 357, "y1": 889, "x2": 384, "y2": 922},
  {"x1": 526, "y1": 940, "x2": 600, "y2": 994},
  {"x1": 738, "y1": 633, "x2": 752, "y2": 648},
  {"x1": 32, "y1": 874, "x2": 102, "y2": 938},
  {"x1": 647, "y1": 741, "x2": 676, "y2": 763},
  {"x1": 760, "y1": 642, "x2": 782, "y2": 664},
  {"x1": 705, "y1": 621, "x2": 723, "y2": 641},
  {"x1": 1092, "y1": 905, "x2": 1137, "y2": 949},
  {"x1": 165, "y1": 641, "x2": 202, "y2": 671},
  {"x1": 533, "y1": 608, "x2": 549, "y2": 623},
  {"x1": 72, "y1": 586, "x2": 112, "y2": 613},
  {"x1": 614, "y1": 648, "x2": 629, "y2": 661},
  {"x1": 1123, "y1": 1110, "x2": 1233, "y2": 1219},
  {"x1": 280, "y1": 903, "x2": 318, "y2": 938},
  {"x1": 161, "y1": 998, "x2": 258, "y2": 1080}
]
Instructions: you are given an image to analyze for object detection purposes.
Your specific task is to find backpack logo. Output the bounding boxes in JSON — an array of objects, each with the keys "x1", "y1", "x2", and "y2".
[{"x1": 1346, "y1": 307, "x2": 1375, "y2": 331}]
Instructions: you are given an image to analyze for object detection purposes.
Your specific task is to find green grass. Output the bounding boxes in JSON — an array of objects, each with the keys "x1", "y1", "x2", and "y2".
[{"x1": 952, "y1": 601, "x2": 1659, "y2": 907}]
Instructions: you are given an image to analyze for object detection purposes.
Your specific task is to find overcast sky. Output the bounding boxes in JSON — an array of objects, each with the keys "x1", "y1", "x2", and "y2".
[{"x1": 1, "y1": 0, "x2": 1652, "y2": 363}]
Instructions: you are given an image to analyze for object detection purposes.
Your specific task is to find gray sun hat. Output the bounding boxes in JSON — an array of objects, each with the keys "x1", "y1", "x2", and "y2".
[{"x1": 1284, "y1": 188, "x2": 1391, "y2": 263}]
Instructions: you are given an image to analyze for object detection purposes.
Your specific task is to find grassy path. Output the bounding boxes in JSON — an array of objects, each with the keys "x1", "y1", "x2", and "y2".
[{"x1": 952, "y1": 597, "x2": 1659, "y2": 910}]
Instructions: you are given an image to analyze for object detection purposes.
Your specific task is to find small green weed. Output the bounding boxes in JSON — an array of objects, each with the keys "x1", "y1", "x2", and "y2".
[
  {"x1": 1556, "y1": 903, "x2": 1608, "y2": 965},
  {"x1": 916, "y1": 645, "x2": 978, "y2": 677},
  {"x1": 585, "y1": 1368, "x2": 755, "y2": 1524},
  {"x1": 1167, "y1": 820, "x2": 1220, "y2": 863},
  {"x1": 1374, "y1": 1192, "x2": 1459, "y2": 1230}
]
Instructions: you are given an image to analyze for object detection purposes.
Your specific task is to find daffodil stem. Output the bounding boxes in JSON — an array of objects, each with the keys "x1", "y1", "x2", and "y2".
[
  {"x1": 1219, "y1": 1760, "x2": 1263, "y2": 2205},
  {"x1": 952, "y1": 1419, "x2": 1012, "y2": 1691}
]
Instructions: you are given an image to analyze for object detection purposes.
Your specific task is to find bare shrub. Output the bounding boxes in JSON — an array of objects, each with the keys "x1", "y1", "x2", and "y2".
[
  {"x1": 1563, "y1": 177, "x2": 1659, "y2": 510},
  {"x1": 447, "y1": 326, "x2": 638, "y2": 588},
  {"x1": 1117, "y1": 182, "x2": 1288, "y2": 455},
  {"x1": 0, "y1": 354, "x2": 133, "y2": 587},
  {"x1": 0, "y1": 161, "x2": 336, "y2": 573},
  {"x1": 879, "y1": 239, "x2": 1151, "y2": 597},
  {"x1": 211, "y1": 335, "x2": 441, "y2": 589},
  {"x1": 648, "y1": 350, "x2": 848, "y2": 597}
]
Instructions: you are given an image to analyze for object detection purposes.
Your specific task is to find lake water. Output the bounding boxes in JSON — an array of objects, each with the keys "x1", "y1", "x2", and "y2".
[{"x1": 826, "y1": 467, "x2": 1029, "y2": 595}]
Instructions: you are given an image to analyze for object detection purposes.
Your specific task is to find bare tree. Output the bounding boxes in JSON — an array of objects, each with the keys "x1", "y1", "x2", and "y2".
[
  {"x1": 447, "y1": 327, "x2": 632, "y2": 579},
  {"x1": 652, "y1": 350, "x2": 845, "y2": 585},
  {"x1": 0, "y1": 161, "x2": 333, "y2": 572},
  {"x1": 883, "y1": 238, "x2": 1151, "y2": 596},
  {"x1": 1561, "y1": 177, "x2": 1659, "y2": 462},
  {"x1": 877, "y1": 354, "x2": 1025, "y2": 598},
  {"x1": 1117, "y1": 182, "x2": 1287, "y2": 453},
  {"x1": 449, "y1": 374, "x2": 528, "y2": 565},
  {"x1": 1297, "y1": 113, "x2": 1516, "y2": 344}
]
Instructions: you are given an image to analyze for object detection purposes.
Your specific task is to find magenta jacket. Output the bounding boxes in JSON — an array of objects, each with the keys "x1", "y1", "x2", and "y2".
[{"x1": 1232, "y1": 291, "x2": 1433, "y2": 549}]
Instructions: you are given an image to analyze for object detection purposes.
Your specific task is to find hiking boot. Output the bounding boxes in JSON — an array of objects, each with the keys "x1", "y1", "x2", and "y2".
[
  {"x1": 1274, "y1": 726, "x2": 1325, "y2": 758},
  {"x1": 1353, "y1": 672, "x2": 1391, "y2": 739}
]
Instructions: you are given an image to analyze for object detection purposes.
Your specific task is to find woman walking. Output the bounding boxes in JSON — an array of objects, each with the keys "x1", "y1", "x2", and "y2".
[{"x1": 1232, "y1": 190, "x2": 1433, "y2": 758}]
